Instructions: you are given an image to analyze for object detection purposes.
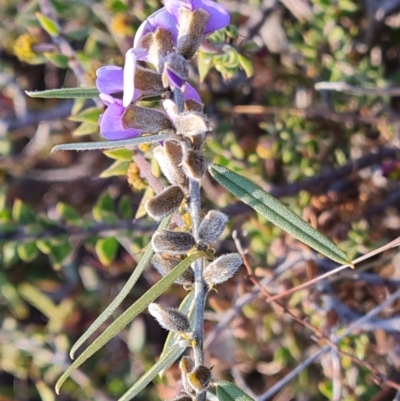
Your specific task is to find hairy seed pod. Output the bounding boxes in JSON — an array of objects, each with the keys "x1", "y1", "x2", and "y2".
[
  {"x1": 182, "y1": 149, "x2": 207, "y2": 181},
  {"x1": 148, "y1": 303, "x2": 192, "y2": 334},
  {"x1": 151, "y1": 254, "x2": 194, "y2": 287},
  {"x1": 145, "y1": 185, "x2": 185, "y2": 220},
  {"x1": 184, "y1": 99, "x2": 204, "y2": 113},
  {"x1": 187, "y1": 365, "x2": 212, "y2": 394},
  {"x1": 198, "y1": 210, "x2": 228, "y2": 245},
  {"x1": 174, "y1": 112, "x2": 210, "y2": 137},
  {"x1": 153, "y1": 142, "x2": 189, "y2": 192},
  {"x1": 152, "y1": 230, "x2": 195, "y2": 255},
  {"x1": 163, "y1": 53, "x2": 189, "y2": 88},
  {"x1": 177, "y1": 8, "x2": 210, "y2": 60},
  {"x1": 203, "y1": 253, "x2": 243, "y2": 286},
  {"x1": 180, "y1": 356, "x2": 195, "y2": 394},
  {"x1": 122, "y1": 105, "x2": 174, "y2": 133}
]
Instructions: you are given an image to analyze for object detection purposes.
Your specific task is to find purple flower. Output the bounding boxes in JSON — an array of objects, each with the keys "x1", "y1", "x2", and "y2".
[
  {"x1": 99, "y1": 94, "x2": 142, "y2": 140},
  {"x1": 163, "y1": 83, "x2": 201, "y2": 120},
  {"x1": 164, "y1": 0, "x2": 230, "y2": 34},
  {"x1": 96, "y1": 66, "x2": 124, "y2": 94},
  {"x1": 133, "y1": 8, "x2": 179, "y2": 48}
]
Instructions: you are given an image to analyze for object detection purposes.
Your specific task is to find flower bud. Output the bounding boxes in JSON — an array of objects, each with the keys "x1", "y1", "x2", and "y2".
[
  {"x1": 180, "y1": 356, "x2": 195, "y2": 394},
  {"x1": 174, "y1": 112, "x2": 211, "y2": 137},
  {"x1": 152, "y1": 230, "x2": 195, "y2": 255},
  {"x1": 203, "y1": 253, "x2": 243, "y2": 286},
  {"x1": 151, "y1": 254, "x2": 195, "y2": 288},
  {"x1": 177, "y1": 8, "x2": 210, "y2": 60},
  {"x1": 122, "y1": 105, "x2": 174, "y2": 133},
  {"x1": 187, "y1": 365, "x2": 212, "y2": 394},
  {"x1": 145, "y1": 185, "x2": 185, "y2": 221},
  {"x1": 153, "y1": 142, "x2": 189, "y2": 192},
  {"x1": 182, "y1": 149, "x2": 207, "y2": 181},
  {"x1": 198, "y1": 211, "x2": 228, "y2": 245},
  {"x1": 148, "y1": 303, "x2": 192, "y2": 334}
]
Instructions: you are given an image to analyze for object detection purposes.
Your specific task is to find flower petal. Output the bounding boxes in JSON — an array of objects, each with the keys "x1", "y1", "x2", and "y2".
[
  {"x1": 100, "y1": 102, "x2": 142, "y2": 140},
  {"x1": 164, "y1": 0, "x2": 229, "y2": 34},
  {"x1": 134, "y1": 7, "x2": 179, "y2": 48},
  {"x1": 166, "y1": 68, "x2": 185, "y2": 90},
  {"x1": 184, "y1": 83, "x2": 201, "y2": 102},
  {"x1": 96, "y1": 66, "x2": 124, "y2": 94}
]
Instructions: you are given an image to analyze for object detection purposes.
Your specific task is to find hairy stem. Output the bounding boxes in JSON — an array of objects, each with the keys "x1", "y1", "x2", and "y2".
[{"x1": 174, "y1": 88, "x2": 207, "y2": 398}]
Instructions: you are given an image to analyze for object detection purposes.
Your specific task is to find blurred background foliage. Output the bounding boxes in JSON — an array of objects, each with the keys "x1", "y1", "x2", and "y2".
[{"x1": 1, "y1": 0, "x2": 400, "y2": 400}]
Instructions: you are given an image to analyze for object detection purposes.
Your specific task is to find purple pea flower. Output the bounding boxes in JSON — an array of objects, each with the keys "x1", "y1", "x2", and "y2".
[
  {"x1": 98, "y1": 94, "x2": 142, "y2": 140},
  {"x1": 164, "y1": 0, "x2": 230, "y2": 34}
]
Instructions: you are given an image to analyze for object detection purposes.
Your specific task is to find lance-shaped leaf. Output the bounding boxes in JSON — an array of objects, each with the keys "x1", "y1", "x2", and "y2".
[
  {"x1": 51, "y1": 133, "x2": 172, "y2": 153},
  {"x1": 26, "y1": 87, "x2": 99, "y2": 98},
  {"x1": 215, "y1": 380, "x2": 255, "y2": 401},
  {"x1": 209, "y1": 164, "x2": 351, "y2": 266},
  {"x1": 56, "y1": 250, "x2": 206, "y2": 394},
  {"x1": 69, "y1": 216, "x2": 171, "y2": 359},
  {"x1": 118, "y1": 343, "x2": 184, "y2": 401}
]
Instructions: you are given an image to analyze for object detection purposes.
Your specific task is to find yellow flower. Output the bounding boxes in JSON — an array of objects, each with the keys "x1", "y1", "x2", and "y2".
[
  {"x1": 127, "y1": 162, "x2": 147, "y2": 191},
  {"x1": 14, "y1": 33, "x2": 39, "y2": 63}
]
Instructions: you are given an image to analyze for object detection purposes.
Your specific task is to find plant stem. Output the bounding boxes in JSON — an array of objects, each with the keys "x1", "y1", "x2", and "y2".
[{"x1": 174, "y1": 88, "x2": 207, "y2": 399}]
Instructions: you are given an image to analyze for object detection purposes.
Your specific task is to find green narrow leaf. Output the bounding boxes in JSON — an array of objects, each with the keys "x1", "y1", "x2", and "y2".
[
  {"x1": 118, "y1": 195, "x2": 133, "y2": 220},
  {"x1": 99, "y1": 160, "x2": 130, "y2": 178},
  {"x1": 26, "y1": 87, "x2": 99, "y2": 99},
  {"x1": 69, "y1": 217, "x2": 171, "y2": 359},
  {"x1": 158, "y1": 291, "x2": 195, "y2": 377},
  {"x1": 18, "y1": 283, "x2": 60, "y2": 321},
  {"x1": 35, "y1": 12, "x2": 59, "y2": 36},
  {"x1": 51, "y1": 133, "x2": 172, "y2": 153},
  {"x1": 197, "y1": 51, "x2": 213, "y2": 83},
  {"x1": 56, "y1": 202, "x2": 81, "y2": 224},
  {"x1": 56, "y1": 250, "x2": 205, "y2": 394},
  {"x1": 209, "y1": 164, "x2": 351, "y2": 266},
  {"x1": 118, "y1": 344, "x2": 184, "y2": 401},
  {"x1": 44, "y1": 52, "x2": 70, "y2": 68},
  {"x1": 95, "y1": 237, "x2": 119, "y2": 266},
  {"x1": 72, "y1": 121, "x2": 98, "y2": 136},
  {"x1": 238, "y1": 54, "x2": 254, "y2": 78},
  {"x1": 103, "y1": 148, "x2": 134, "y2": 161},
  {"x1": 69, "y1": 107, "x2": 101, "y2": 124},
  {"x1": 215, "y1": 380, "x2": 255, "y2": 401}
]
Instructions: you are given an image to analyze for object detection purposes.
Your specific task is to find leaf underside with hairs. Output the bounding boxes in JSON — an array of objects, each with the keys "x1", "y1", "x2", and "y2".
[
  {"x1": 51, "y1": 133, "x2": 172, "y2": 153},
  {"x1": 26, "y1": 87, "x2": 99, "y2": 98},
  {"x1": 209, "y1": 164, "x2": 351, "y2": 266},
  {"x1": 55, "y1": 251, "x2": 206, "y2": 394},
  {"x1": 118, "y1": 344, "x2": 185, "y2": 401},
  {"x1": 215, "y1": 380, "x2": 255, "y2": 401},
  {"x1": 69, "y1": 216, "x2": 171, "y2": 359}
]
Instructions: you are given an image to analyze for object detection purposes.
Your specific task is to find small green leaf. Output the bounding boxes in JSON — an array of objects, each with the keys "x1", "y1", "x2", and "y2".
[
  {"x1": 209, "y1": 164, "x2": 351, "y2": 266},
  {"x1": 95, "y1": 237, "x2": 118, "y2": 266},
  {"x1": 17, "y1": 242, "x2": 39, "y2": 262},
  {"x1": 118, "y1": 195, "x2": 133, "y2": 220},
  {"x1": 73, "y1": 121, "x2": 98, "y2": 136},
  {"x1": 18, "y1": 283, "x2": 60, "y2": 321},
  {"x1": 92, "y1": 191, "x2": 116, "y2": 223},
  {"x1": 56, "y1": 250, "x2": 205, "y2": 394},
  {"x1": 69, "y1": 107, "x2": 102, "y2": 124},
  {"x1": 49, "y1": 242, "x2": 72, "y2": 266},
  {"x1": 26, "y1": 87, "x2": 99, "y2": 99},
  {"x1": 2, "y1": 242, "x2": 18, "y2": 266},
  {"x1": 198, "y1": 51, "x2": 213, "y2": 83},
  {"x1": 215, "y1": 380, "x2": 255, "y2": 401},
  {"x1": 51, "y1": 133, "x2": 172, "y2": 153},
  {"x1": 238, "y1": 54, "x2": 254, "y2": 78},
  {"x1": 118, "y1": 344, "x2": 184, "y2": 401},
  {"x1": 103, "y1": 148, "x2": 134, "y2": 161},
  {"x1": 69, "y1": 217, "x2": 171, "y2": 359},
  {"x1": 36, "y1": 12, "x2": 60, "y2": 36},
  {"x1": 135, "y1": 186, "x2": 155, "y2": 220},
  {"x1": 99, "y1": 160, "x2": 130, "y2": 178},
  {"x1": 12, "y1": 199, "x2": 36, "y2": 224},
  {"x1": 36, "y1": 240, "x2": 52, "y2": 254},
  {"x1": 56, "y1": 202, "x2": 81, "y2": 224},
  {"x1": 44, "y1": 52, "x2": 70, "y2": 68}
]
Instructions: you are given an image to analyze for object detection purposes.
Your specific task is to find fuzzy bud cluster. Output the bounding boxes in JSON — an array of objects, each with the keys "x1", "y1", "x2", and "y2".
[
  {"x1": 148, "y1": 303, "x2": 192, "y2": 335},
  {"x1": 179, "y1": 357, "x2": 212, "y2": 395}
]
